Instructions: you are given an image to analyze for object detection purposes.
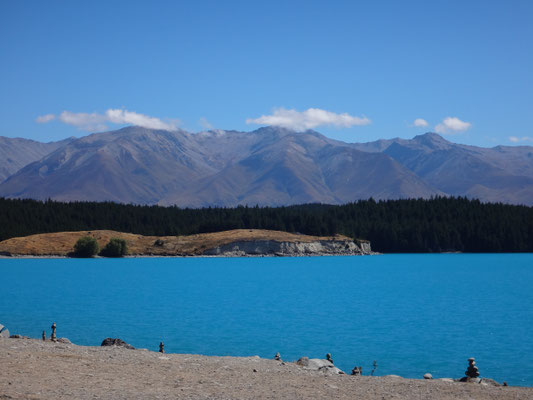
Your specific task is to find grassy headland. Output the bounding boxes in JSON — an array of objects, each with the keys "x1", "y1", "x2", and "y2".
[{"x1": 0, "y1": 229, "x2": 366, "y2": 257}]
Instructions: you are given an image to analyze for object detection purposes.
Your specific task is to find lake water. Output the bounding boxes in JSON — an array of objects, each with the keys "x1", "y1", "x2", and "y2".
[{"x1": 1, "y1": 254, "x2": 532, "y2": 386}]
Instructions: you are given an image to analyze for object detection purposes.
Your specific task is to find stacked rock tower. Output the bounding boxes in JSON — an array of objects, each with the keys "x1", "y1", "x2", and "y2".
[{"x1": 465, "y1": 357, "x2": 480, "y2": 378}]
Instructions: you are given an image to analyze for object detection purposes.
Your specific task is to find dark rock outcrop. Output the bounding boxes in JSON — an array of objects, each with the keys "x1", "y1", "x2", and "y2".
[{"x1": 101, "y1": 338, "x2": 135, "y2": 349}]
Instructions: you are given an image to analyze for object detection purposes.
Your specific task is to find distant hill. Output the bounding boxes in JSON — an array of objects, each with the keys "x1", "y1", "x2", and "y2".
[
  {"x1": 0, "y1": 136, "x2": 74, "y2": 182},
  {"x1": 0, "y1": 126, "x2": 532, "y2": 205},
  {"x1": 354, "y1": 133, "x2": 533, "y2": 205}
]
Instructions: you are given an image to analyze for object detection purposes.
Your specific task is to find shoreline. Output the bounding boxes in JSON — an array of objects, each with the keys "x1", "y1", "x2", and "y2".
[
  {"x1": 0, "y1": 253, "x2": 379, "y2": 259},
  {"x1": 1, "y1": 337, "x2": 531, "y2": 400}
]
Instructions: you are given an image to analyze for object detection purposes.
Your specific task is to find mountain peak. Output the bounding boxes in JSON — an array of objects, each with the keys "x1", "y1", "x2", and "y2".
[{"x1": 412, "y1": 132, "x2": 451, "y2": 149}]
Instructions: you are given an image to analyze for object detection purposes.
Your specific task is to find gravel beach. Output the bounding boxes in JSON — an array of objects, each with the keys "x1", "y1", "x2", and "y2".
[{"x1": 1, "y1": 338, "x2": 532, "y2": 400}]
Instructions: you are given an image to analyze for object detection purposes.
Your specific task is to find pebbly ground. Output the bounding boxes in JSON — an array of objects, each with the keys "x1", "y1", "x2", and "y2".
[{"x1": 1, "y1": 338, "x2": 532, "y2": 400}]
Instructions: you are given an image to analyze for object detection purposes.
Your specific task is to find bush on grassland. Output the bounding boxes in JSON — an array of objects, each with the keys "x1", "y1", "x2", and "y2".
[
  {"x1": 100, "y1": 238, "x2": 128, "y2": 257},
  {"x1": 73, "y1": 236, "x2": 99, "y2": 258}
]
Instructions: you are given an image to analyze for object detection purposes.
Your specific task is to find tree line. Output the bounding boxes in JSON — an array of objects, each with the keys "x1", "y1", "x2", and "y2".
[{"x1": 1, "y1": 196, "x2": 532, "y2": 253}]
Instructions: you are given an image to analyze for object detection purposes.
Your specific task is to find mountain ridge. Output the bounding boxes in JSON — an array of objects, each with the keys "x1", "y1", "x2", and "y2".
[{"x1": 0, "y1": 126, "x2": 532, "y2": 206}]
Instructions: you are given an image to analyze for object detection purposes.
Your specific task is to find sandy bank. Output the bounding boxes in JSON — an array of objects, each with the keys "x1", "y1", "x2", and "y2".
[{"x1": 1, "y1": 338, "x2": 531, "y2": 400}]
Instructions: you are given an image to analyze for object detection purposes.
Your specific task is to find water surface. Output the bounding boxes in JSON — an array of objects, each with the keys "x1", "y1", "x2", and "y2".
[{"x1": 1, "y1": 254, "x2": 532, "y2": 386}]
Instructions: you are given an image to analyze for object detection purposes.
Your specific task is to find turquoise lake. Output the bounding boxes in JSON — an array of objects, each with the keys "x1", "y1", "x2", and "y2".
[{"x1": 1, "y1": 254, "x2": 532, "y2": 386}]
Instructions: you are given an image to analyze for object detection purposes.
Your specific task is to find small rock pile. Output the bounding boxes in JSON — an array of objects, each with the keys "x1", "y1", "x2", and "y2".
[{"x1": 466, "y1": 358, "x2": 480, "y2": 378}]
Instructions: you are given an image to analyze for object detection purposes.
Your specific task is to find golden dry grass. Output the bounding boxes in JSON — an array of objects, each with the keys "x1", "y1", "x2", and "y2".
[{"x1": 0, "y1": 229, "x2": 353, "y2": 256}]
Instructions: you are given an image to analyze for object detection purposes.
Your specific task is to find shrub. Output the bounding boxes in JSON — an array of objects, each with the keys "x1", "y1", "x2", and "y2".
[
  {"x1": 73, "y1": 236, "x2": 99, "y2": 258},
  {"x1": 100, "y1": 238, "x2": 128, "y2": 257}
]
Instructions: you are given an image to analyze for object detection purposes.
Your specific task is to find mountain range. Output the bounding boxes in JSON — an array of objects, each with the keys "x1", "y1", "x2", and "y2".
[{"x1": 1, "y1": 126, "x2": 532, "y2": 206}]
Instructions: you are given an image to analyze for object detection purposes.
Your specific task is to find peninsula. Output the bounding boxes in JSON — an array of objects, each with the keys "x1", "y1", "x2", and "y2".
[{"x1": 0, "y1": 229, "x2": 373, "y2": 257}]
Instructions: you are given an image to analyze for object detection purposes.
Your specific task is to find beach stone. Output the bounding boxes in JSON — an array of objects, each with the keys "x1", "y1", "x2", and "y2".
[
  {"x1": 0, "y1": 324, "x2": 9, "y2": 338},
  {"x1": 58, "y1": 337, "x2": 71, "y2": 344},
  {"x1": 458, "y1": 377, "x2": 482, "y2": 383},
  {"x1": 438, "y1": 378, "x2": 454, "y2": 383},
  {"x1": 481, "y1": 378, "x2": 501, "y2": 386},
  {"x1": 351, "y1": 366, "x2": 362, "y2": 376},
  {"x1": 424, "y1": 373, "x2": 433, "y2": 379},
  {"x1": 274, "y1": 352, "x2": 281, "y2": 361},
  {"x1": 9, "y1": 334, "x2": 30, "y2": 339},
  {"x1": 296, "y1": 357, "x2": 344, "y2": 375},
  {"x1": 101, "y1": 338, "x2": 135, "y2": 349},
  {"x1": 296, "y1": 357, "x2": 309, "y2": 367}
]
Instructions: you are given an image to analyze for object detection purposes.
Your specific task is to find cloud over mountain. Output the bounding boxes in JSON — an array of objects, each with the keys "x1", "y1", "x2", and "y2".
[
  {"x1": 36, "y1": 109, "x2": 179, "y2": 132},
  {"x1": 35, "y1": 114, "x2": 56, "y2": 123},
  {"x1": 412, "y1": 118, "x2": 428, "y2": 127},
  {"x1": 435, "y1": 117, "x2": 471, "y2": 134},
  {"x1": 509, "y1": 136, "x2": 533, "y2": 143},
  {"x1": 246, "y1": 108, "x2": 371, "y2": 131}
]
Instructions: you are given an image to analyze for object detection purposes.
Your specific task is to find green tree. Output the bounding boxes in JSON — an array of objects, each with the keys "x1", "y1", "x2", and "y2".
[
  {"x1": 73, "y1": 236, "x2": 99, "y2": 258},
  {"x1": 100, "y1": 238, "x2": 128, "y2": 257}
]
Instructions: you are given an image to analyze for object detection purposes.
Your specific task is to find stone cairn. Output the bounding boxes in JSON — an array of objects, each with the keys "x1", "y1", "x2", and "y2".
[
  {"x1": 50, "y1": 322, "x2": 57, "y2": 342},
  {"x1": 274, "y1": 352, "x2": 281, "y2": 361},
  {"x1": 370, "y1": 360, "x2": 378, "y2": 376},
  {"x1": 465, "y1": 357, "x2": 480, "y2": 378},
  {"x1": 159, "y1": 341, "x2": 164, "y2": 353},
  {"x1": 326, "y1": 353, "x2": 333, "y2": 364},
  {"x1": 351, "y1": 366, "x2": 363, "y2": 376},
  {"x1": 42, "y1": 330, "x2": 46, "y2": 341}
]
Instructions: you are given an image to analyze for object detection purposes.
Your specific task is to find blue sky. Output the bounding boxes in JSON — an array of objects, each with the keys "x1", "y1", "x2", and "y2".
[{"x1": 1, "y1": 0, "x2": 532, "y2": 146}]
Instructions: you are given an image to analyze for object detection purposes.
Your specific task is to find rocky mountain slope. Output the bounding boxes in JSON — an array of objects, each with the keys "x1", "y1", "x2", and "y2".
[
  {"x1": 0, "y1": 136, "x2": 74, "y2": 182},
  {"x1": 0, "y1": 126, "x2": 532, "y2": 206},
  {"x1": 354, "y1": 133, "x2": 533, "y2": 205}
]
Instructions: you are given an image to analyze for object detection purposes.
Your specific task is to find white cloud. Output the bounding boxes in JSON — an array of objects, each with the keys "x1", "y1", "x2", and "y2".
[
  {"x1": 199, "y1": 117, "x2": 213, "y2": 130},
  {"x1": 35, "y1": 109, "x2": 179, "y2": 132},
  {"x1": 104, "y1": 109, "x2": 178, "y2": 131},
  {"x1": 246, "y1": 107, "x2": 371, "y2": 131},
  {"x1": 509, "y1": 136, "x2": 533, "y2": 143},
  {"x1": 434, "y1": 117, "x2": 471, "y2": 134},
  {"x1": 412, "y1": 118, "x2": 428, "y2": 127},
  {"x1": 36, "y1": 114, "x2": 56, "y2": 123},
  {"x1": 59, "y1": 111, "x2": 108, "y2": 131}
]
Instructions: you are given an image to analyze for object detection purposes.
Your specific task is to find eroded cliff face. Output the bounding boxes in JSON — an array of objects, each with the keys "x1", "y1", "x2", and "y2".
[{"x1": 202, "y1": 239, "x2": 374, "y2": 256}]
